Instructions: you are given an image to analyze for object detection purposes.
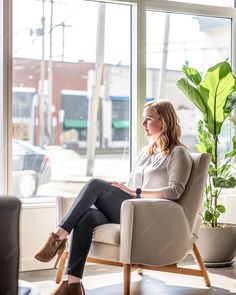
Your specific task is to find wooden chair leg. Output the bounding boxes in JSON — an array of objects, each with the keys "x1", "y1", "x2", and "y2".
[
  {"x1": 55, "y1": 250, "x2": 68, "y2": 284},
  {"x1": 137, "y1": 268, "x2": 144, "y2": 276},
  {"x1": 123, "y1": 264, "x2": 131, "y2": 295},
  {"x1": 193, "y1": 243, "x2": 211, "y2": 287}
]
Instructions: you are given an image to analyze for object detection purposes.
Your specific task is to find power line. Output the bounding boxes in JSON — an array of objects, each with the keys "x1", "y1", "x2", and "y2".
[
  {"x1": 53, "y1": 1, "x2": 85, "y2": 27},
  {"x1": 14, "y1": 0, "x2": 84, "y2": 55}
]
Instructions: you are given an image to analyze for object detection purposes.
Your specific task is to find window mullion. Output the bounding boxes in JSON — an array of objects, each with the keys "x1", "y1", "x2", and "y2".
[
  {"x1": 131, "y1": 0, "x2": 146, "y2": 167},
  {"x1": 0, "y1": 0, "x2": 12, "y2": 195}
]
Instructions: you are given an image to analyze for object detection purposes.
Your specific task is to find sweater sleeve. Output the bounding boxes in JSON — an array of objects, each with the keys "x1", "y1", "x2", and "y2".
[{"x1": 161, "y1": 146, "x2": 193, "y2": 200}]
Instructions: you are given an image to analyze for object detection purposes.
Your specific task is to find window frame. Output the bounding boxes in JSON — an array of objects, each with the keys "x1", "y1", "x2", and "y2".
[{"x1": 1, "y1": 0, "x2": 12, "y2": 195}]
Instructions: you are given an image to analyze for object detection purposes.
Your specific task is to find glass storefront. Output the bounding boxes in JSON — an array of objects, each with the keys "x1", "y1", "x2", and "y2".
[{"x1": 12, "y1": 0, "x2": 131, "y2": 198}]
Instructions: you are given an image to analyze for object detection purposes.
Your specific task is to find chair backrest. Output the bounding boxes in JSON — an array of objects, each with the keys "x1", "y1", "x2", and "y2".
[
  {"x1": 177, "y1": 153, "x2": 210, "y2": 232},
  {"x1": 0, "y1": 196, "x2": 21, "y2": 295}
]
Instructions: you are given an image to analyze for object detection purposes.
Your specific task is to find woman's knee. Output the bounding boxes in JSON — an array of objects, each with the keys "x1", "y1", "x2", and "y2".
[{"x1": 87, "y1": 178, "x2": 108, "y2": 190}]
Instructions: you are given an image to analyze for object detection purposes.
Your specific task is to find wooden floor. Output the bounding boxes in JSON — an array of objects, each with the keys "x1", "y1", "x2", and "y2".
[{"x1": 19, "y1": 257, "x2": 236, "y2": 295}]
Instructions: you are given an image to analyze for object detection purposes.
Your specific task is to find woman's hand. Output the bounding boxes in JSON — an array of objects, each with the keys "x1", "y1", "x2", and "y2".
[
  {"x1": 110, "y1": 181, "x2": 136, "y2": 196},
  {"x1": 110, "y1": 181, "x2": 164, "y2": 199}
]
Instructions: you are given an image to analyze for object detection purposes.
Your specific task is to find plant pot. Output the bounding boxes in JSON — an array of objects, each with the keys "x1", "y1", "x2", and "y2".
[{"x1": 195, "y1": 224, "x2": 236, "y2": 267}]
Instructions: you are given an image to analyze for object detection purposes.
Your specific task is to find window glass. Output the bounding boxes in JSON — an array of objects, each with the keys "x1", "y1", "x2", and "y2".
[
  {"x1": 146, "y1": 12, "x2": 231, "y2": 156},
  {"x1": 112, "y1": 98, "x2": 129, "y2": 142},
  {"x1": 12, "y1": 0, "x2": 131, "y2": 199}
]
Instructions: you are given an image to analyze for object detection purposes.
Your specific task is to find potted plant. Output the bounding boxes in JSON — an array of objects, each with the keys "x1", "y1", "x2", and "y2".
[{"x1": 177, "y1": 61, "x2": 236, "y2": 267}]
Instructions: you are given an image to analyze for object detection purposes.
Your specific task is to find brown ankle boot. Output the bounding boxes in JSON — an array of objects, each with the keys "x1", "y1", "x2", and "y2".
[
  {"x1": 34, "y1": 232, "x2": 67, "y2": 264},
  {"x1": 51, "y1": 280, "x2": 85, "y2": 295}
]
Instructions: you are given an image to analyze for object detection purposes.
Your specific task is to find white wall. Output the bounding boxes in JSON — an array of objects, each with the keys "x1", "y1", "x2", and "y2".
[
  {"x1": 218, "y1": 193, "x2": 236, "y2": 225},
  {"x1": 20, "y1": 201, "x2": 57, "y2": 271}
]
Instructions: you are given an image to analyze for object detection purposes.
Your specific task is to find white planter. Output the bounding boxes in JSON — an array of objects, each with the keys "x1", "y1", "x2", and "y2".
[{"x1": 196, "y1": 225, "x2": 236, "y2": 267}]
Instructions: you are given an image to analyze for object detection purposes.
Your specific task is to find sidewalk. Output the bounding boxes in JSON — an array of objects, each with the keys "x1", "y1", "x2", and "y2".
[{"x1": 38, "y1": 151, "x2": 130, "y2": 198}]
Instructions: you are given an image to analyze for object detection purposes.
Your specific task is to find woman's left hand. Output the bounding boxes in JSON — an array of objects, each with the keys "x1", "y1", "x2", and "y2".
[{"x1": 110, "y1": 181, "x2": 135, "y2": 196}]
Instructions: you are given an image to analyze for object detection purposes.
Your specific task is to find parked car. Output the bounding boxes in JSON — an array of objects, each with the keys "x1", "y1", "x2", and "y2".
[{"x1": 12, "y1": 139, "x2": 52, "y2": 198}]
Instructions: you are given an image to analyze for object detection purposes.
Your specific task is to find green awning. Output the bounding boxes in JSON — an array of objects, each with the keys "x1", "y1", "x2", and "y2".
[
  {"x1": 112, "y1": 120, "x2": 129, "y2": 129},
  {"x1": 64, "y1": 119, "x2": 87, "y2": 129}
]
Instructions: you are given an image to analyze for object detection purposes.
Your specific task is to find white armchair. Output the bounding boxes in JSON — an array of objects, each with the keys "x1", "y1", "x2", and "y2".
[{"x1": 55, "y1": 153, "x2": 211, "y2": 295}]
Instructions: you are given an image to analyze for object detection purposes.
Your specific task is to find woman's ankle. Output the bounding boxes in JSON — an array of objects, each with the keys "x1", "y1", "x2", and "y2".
[
  {"x1": 54, "y1": 227, "x2": 69, "y2": 240},
  {"x1": 67, "y1": 274, "x2": 81, "y2": 284}
]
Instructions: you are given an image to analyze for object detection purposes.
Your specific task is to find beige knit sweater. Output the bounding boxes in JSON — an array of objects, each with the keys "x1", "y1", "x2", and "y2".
[{"x1": 127, "y1": 145, "x2": 193, "y2": 200}]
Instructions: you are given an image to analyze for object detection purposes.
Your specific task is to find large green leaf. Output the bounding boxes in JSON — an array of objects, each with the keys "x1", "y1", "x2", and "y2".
[
  {"x1": 176, "y1": 78, "x2": 207, "y2": 116},
  {"x1": 224, "y1": 91, "x2": 236, "y2": 114},
  {"x1": 233, "y1": 135, "x2": 236, "y2": 149},
  {"x1": 225, "y1": 148, "x2": 236, "y2": 159},
  {"x1": 200, "y1": 62, "x2": 236, "y2": 134},
  {"x1": 216, "y1": 204, "x2": 226, "y2": 213},
  {"x1": 182, "y1": 65, "x2": 202, "y2": 85},
  {"x1": 196, "y1": 120, "x2": 215, "y2": 161},
  {"x1": 177, "y1": 61, "x2": 236, "y2": 136},
  {"x1": 205, "y1": 210, "x2": 213, "y2": 222},
  {"x1": 213, "y1": 176, "x2": 236, "y2": 188}
]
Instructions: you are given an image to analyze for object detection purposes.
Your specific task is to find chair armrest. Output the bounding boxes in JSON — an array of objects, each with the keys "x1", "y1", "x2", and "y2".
[
  {"x1": 119, "y1": 199, "x2": 192, "y2": 266},
  {"x1": 56, "y1": 196, "x2": 76, "y2": 223}
]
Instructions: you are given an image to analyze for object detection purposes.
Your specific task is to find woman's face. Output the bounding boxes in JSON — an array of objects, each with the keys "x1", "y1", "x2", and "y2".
[{"x1": 142, "y1": 106, "x2": 163, "y2": 137}]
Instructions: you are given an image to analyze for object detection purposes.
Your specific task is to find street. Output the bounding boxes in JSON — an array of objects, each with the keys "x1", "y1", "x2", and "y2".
[{"x1": 38, "y1": 147, "x2": 130, "y2": 198}]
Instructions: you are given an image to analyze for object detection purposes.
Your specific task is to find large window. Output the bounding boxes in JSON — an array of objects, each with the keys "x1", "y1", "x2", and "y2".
[
  {"x1": 12, "y1": 0, "x2": 131, "y2": 199},
  {"x1": 2, "y1": 0, "x2": 234, "y2": 198},
  {"x1": 146, "y1": 11, "x2": 231, "y2": 154}
]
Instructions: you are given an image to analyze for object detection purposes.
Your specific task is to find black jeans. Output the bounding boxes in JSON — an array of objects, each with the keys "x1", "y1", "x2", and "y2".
[{"x1": 59, "y1": 178, "x2": 132, "y2": 278}]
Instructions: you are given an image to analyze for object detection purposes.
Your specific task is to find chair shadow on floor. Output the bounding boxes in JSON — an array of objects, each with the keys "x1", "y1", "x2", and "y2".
[
  {"x1": 84, "y1": 274, "x2": 236, "y2": 295},
  {"x1": 207, "y1": 266, "x2": 236, "y2": 280}
]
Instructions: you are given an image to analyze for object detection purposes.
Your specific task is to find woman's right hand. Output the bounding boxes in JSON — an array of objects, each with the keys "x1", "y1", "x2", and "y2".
[{"x1": 109, "y1": 181, "x2": 136, "y2": 196}]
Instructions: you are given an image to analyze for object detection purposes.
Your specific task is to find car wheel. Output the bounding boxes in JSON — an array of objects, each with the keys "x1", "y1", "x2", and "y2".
[{"x1": 19, "y1": 173, "x2": 38, "y2": 198}]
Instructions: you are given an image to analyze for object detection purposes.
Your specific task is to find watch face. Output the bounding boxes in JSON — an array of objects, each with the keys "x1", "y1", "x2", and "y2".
[{"x1": 136, "y1": 188, "x2": 141, "y2": 195}]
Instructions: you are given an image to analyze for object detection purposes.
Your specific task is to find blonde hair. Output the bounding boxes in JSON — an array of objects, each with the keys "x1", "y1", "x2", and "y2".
[{"x1": 144, "y1": 100, "x2": 183, "y2": 156}]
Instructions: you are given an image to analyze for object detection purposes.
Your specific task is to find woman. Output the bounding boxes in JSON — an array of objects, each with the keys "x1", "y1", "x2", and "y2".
[{"x1": 34, "y1": 100, "x2": 193, "y2": 295}]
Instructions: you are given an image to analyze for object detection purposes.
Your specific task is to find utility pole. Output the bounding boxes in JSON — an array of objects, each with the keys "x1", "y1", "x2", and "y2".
[
  {"x1": 59, "y1": 22, "x2": 71, "y2": 62},
  {"x1": 157, "y1": 14, "x2": 170, "y2": 99},
  {"x1": 86, "y1": 3, "x2": 105, "y2": 176},
  {"x1": 39, "y1": 0, "x2": 46, "y2": 147},
  {"x1": 51, "y1": 21, "x2": 71, "y2": 62},
  {"x1": 61, "y1": 22, "x2": 65, "y2": 62},
  {"x1": 47, "y1": 0, "x2": 54, "y2": 144},
  {"x1": 37, "y1": 0, "x2": 65, "y2": 145}
]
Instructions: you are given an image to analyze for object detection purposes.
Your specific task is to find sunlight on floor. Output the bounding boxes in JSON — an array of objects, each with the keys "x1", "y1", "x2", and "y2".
[{"x1": 32, "y1": 265, "x2": 236, "y2": 295}]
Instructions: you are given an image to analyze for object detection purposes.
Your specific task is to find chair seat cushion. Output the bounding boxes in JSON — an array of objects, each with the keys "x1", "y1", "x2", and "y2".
[{"x1": 92, "y1": 223, "x2": 120, "y2": 245}]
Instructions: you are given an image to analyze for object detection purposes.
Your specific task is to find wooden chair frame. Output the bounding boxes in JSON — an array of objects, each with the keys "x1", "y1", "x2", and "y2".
[{"x1": 55, "y1": 243, "x2": 211, "y2": 295}]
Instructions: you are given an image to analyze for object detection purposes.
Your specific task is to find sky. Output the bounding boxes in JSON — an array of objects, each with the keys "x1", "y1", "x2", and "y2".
[
  {"x1": 13, "y1": 0, "x2": 231, "y2": 71},
  {"x1": 13, "y1": 0, "x2": 130, "y2": 64}
]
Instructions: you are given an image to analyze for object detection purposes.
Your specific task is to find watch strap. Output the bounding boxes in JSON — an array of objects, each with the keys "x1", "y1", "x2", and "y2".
[{"x1": 135, "y1": 188, "x2": 142, "y2": 198}]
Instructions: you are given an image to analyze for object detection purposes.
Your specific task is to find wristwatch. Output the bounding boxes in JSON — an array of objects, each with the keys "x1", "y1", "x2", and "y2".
[{"x1": 135, "y1": 188, "x2": 142, "y2": 198}]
